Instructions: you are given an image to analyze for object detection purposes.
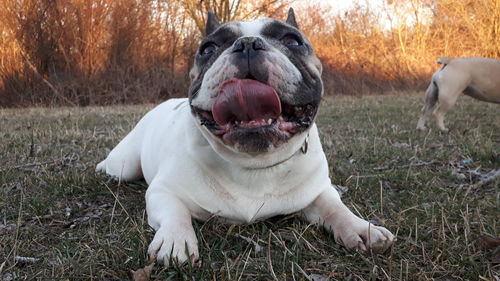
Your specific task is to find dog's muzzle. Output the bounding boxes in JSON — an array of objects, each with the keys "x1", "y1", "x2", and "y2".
[{"x1": 193, "y1": 77, "x2": 317, "y2": 153}]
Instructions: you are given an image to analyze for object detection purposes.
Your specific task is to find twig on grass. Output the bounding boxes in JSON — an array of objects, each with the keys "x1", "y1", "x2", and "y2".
[
  {"x1": 14, "y1": 256, "x2": 41, "y2": 264},
  {"x1": 238, "y1": 234, "x2": 262, "y2": 253},
  {"x1": 293, "y1": 262, "x2": 311, "y2": 280},
  {"x1": 373, "y1": 159, "x2": 438, "y2": 171},
  {"x1": 474, "y1": 169, "x2": 500, "y2": 188},
  {"x1": 8, "y1": 191, "x2": 25, "y2": 272},
  {"x1": 102, "y1": 183, "x2": 140, "y2": 230},
  {"x1": 451, "y1": 169, "x2": 500, "y2": 189},
  {"x1": 1, "y1": 155, "x2": 74, "y2": 172},
  {"x1": 267, "y1": 231, "x2": 279, "y2": 281},
  {"x1": 236, "y1": 249, "x2": 252, "y2": 281}
]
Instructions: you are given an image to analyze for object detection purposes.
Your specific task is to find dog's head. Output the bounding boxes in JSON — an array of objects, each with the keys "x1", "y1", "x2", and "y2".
[{"x1": 189, "y1": 9, "x2": 323, "y2": 168}]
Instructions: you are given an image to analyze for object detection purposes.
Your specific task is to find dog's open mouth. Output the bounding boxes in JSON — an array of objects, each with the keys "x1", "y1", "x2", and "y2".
[{"x1": 193, "y1": 79, "x2": 316, "y2": 150}]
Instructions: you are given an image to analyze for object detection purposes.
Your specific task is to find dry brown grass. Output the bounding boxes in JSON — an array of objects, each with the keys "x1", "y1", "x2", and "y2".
[{"x1": 1, "y1": 95, "x2": 498, "y2": 280}]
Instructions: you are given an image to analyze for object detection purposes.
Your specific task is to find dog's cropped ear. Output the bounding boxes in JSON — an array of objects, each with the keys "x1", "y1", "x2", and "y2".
[
  {"x1": 206, "y1": 10, "x2": 221, "y2": 36},
  {"x1": 286, "y1": 8, "x2": 298, "y2": 29}
]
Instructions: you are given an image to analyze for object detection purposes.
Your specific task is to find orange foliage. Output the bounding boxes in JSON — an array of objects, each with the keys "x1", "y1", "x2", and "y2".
[
  {"x1": 0, "y1": 0, "x2": 498, "y2": 106},
  {"x1": 299, "y1": 0, "x2": 499, "y2": 95}
]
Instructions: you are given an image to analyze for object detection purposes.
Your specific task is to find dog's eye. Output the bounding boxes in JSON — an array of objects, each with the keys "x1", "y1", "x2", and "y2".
[
  {"x1": 199, "y1": 43, "x2": 218, "y2": 56},
  {"x1": 280, "y1": 34, "x2": 302, "y2": 46}
]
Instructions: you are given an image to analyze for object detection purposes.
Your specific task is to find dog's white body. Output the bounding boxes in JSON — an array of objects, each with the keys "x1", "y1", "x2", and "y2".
[
  {"x1": 102, "y1": 98, "x2": 329, "y2": 223},
  {"x1": 97, "y1": 12, "x2": 394, "y2": 266},
  {"x1": 97, "y1": 97, "x2": 393, "y2": 264}
]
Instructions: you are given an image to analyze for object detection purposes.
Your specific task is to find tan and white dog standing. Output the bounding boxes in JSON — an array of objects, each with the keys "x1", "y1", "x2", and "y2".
[
  {"x1": 97, "y1": 9, "x2": 394, "y2": 266},
  {"x1": 416, "y1": 57, "x2": 500, "y2": 131}
]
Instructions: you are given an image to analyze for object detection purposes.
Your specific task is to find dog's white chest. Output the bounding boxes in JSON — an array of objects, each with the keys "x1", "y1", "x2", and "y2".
[
  {"x1": 189, "y1": 168, "x2": 326, "y2": 223},
  {"x1": 136, "y1": 99, "x2": 331, "y2": 223}
]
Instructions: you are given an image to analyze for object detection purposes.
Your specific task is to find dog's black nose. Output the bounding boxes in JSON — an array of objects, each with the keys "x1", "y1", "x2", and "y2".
[
  {"x1": 232, "y1": 37, "x2": 266, "y2": 53},
  {"x1": 230, "y1": 36, "x2": 268, "y2": 83}
]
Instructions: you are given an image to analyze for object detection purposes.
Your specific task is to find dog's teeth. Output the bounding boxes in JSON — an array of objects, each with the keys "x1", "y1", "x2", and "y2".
[
  {"x1": 267, "y1": 119, "x2": 272, "y2": 125},
  {"x1": 278, "y1": 116, "x2": 284, "y2": 121}
]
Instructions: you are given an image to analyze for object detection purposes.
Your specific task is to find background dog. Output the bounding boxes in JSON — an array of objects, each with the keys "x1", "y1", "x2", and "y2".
[{"x1": 416, "y1": 57, "x2": 500, "y2": 131}]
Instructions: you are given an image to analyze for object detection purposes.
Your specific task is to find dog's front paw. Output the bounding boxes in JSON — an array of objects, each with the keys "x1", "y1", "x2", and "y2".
[
  {"x1": 334, "y1": 218, "x2": 394, "y2": 253},
  {"x1": 147, "y1": 224, "x2": 199, "y2": 266}
]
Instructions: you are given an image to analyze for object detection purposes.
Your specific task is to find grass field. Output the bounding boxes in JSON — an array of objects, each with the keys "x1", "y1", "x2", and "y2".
[{"x1": 1, "y1": 95, "x2": 498, "y2": 281}]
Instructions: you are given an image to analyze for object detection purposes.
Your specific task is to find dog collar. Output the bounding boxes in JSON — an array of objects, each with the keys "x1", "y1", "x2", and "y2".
[
  {"x1": 247, "y1": 132, "x2": 310, "y2": 170},
  {"x1": 300, "y1": 133, "x2": 309, "y2": 154}
]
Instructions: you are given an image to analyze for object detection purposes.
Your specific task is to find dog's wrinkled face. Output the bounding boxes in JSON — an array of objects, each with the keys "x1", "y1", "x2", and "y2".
[{"x1": 189, "y1": 9, "x2": 323, "y2": 157}]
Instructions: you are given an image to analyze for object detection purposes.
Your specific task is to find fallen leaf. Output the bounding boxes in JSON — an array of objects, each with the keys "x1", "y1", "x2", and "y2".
[
  {"x1": 238, "y1": 235, "x2": 262, "y2": 253},
  {"x1": 476, "y1": 234, "x2": 500, "y2": 250},
  {"x1": 0, "y1": 224, "x2": 16, "y2": 234},
  {"x1": 14, "y1": 256, "x2": 41, "y2": 264},
  {"x1": 310, "y1": 273, "x2": 329, "y2": 281},
  {"x1": 380, "y1": 181, "x2": 403, "y2": 192},
  {"x1": 332, "y1": 184, "x2": 348, "y2": 196},
  {"x1": 451, "y1": 169, "x2": 466, "y2": 180},
  {"x1": 2, "y1": 272, "x2": 18, "y2": 281},
  {"x1": 461, "y1": 158, "x2": 473, "y2": 165},
  {"x1": 131, "y1": 263, "x2": 154, "y2": 281},
  {"x1": 391, "y1": 142, "x2": 410, "y2": 148},
  {"x1": 65, "y1": 207, "x2": 72, "y2": 217}
]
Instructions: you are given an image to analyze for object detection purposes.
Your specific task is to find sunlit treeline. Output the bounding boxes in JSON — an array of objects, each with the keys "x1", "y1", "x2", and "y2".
[
  {"x1": 306, "y1": 0, "x2": 500, "y2": 94},
  {"x1": 0, "y1": 0, "x2": 498, "y2": 106}
]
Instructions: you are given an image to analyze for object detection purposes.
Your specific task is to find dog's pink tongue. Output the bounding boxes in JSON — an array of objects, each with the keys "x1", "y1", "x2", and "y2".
[{"x1": 212, "y1": 79, "x2": 281, "y2": 126}]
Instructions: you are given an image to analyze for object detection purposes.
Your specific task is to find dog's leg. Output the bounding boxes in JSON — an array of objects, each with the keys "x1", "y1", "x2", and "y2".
[
  {"x1": 416, "y1": 81, "x2": 438, "y2": 131},
  {"x1": 96, "y1": 127, "x2": 143, "y2": 181},
  {"x1": 146, "y1": 178, "x2": 199, "y2": 266},
  {"x1": 303, "y1": 186, "x2": 394, "y2": 253},
  {"x1": 433, "y1": 85, "x2": 461, "y2": 132}
]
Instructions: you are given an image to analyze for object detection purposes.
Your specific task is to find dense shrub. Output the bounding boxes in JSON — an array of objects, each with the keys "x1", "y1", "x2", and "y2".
[{"x1": 0, "y1": 0, "x2": 498, "y2": 106}]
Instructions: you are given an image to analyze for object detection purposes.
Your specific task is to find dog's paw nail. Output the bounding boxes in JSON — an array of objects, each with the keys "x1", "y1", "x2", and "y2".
[
  {"x1": 190, "y1": 253, "x2": 197, "y2": 264},
  {"x1": 357, "y1": 241, "x2": 367, "y2": 252}
]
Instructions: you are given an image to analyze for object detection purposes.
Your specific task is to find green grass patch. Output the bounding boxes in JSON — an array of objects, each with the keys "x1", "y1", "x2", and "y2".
[{"x1": 1, "y1": 95, "x2": 498, "y2": 280}]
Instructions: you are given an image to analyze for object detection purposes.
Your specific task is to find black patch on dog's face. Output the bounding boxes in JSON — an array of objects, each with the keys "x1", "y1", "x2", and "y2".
[
  {"x1": 189, "y1": 20, "x2": 322, "y2": 106},
  {"x1": 189, "y1": 26, "x2": 241, "y2": 102},
  {"x1": 188, "y1": 17, "x2": 324, "y2": 153},
  {"x1": 260, "y1": 21, "x2": 323, "y2": 106}
]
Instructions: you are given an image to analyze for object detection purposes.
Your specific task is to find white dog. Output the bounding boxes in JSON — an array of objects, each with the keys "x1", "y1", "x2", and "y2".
[
  {"x1": 416, "y1": 57, "x2": 500, "y2": 131},
  {"x1": 97, "y1": 9, "x2": 394, "y2": 266}
]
